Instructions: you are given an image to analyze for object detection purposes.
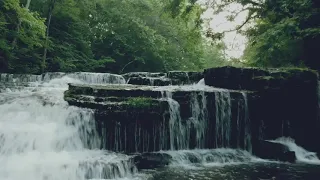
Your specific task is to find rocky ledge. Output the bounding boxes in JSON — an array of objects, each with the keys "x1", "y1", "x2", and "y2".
[
  {"x1": 204, "y1": 66, "x2": 320, "y2": 154},
  {"x1": 122, "y1": 71, "x2": 203, "y2": 86},
  {"x1": 64, "y1": 81, "x2": 255, "y2": 153},
  {"x1": 64, "y1": 66, "x2": 320, "y2": 161}
]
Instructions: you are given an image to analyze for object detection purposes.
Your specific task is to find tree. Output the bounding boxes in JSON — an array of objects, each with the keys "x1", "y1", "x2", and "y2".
[
  {"x1": 0, "y1": 0, "x2": 46, "y2": 73},
  {"x1": 209, "y1": 0, "x2": 320, "y2": 70},
  {"x1": 0, "y1": 0, "x2": 226, "y2": 73}
]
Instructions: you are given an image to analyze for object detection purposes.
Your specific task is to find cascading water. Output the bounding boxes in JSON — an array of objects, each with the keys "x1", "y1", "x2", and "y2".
[
  {"x1": 0, "y1": 73, "x2": 139, "y2": 180},
  {"x1": 189, "y1": 92, "x2": 208, "y2": 148},
  {"x1": 161, "y1": 91, "x2": 188, "y2": 150},
  {"x1": 160, "y1": 90, "x2": 210, "y2": 150},
  {"x1": 242, "y1": 92, "x2": 252, "y2": 152},
  {"x1": 163, "y1": 149, "x2": 260, "y2": 168},
  {"x1": 270, "y1": 137, "x2": 320, "y2": 165},
  {"x1": 214, "y1": 91, "x2": 232, "y2": 148}
]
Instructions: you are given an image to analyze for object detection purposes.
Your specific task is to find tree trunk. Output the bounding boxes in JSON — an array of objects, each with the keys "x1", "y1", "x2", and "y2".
[
  {"x1": 12, "y1": 0, "x2": 32, "y2": 47},
  {"x1": 26, "y1": 0, "x2": 31, "y2": 9},
  {"x1": 41, "y1": 0, "x2": 56, "y2": 73}
]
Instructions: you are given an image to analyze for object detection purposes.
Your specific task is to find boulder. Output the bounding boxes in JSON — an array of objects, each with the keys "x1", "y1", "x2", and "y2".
[
  {"x1": 133, "y1": 153, "x2": 172, "y2": 169},
  {"x1": 204, "y1": 66, "x2": 268, "y2": 90},
  {"x1": 253, "y1": 140, "x2": 296, "y2": 162},
  {"x1": 203, "y1": 66, "x2": 318, "y2": 91}
]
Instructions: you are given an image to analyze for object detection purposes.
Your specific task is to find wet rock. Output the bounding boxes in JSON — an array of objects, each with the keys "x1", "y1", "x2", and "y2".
[
  {"x1": 122, "y1": 72, "x2": 166, "y2": 80},
  {"x1": 127, "y1": 77, "x2": 171, "y2": 86},
  {"x1": 204, "y1": 66, "x2": 320, "y2": 154},
  {"x1": 203, "y1": 66, "x2": 269, "y2": 91},
  {"x1": 122, "y1": 71, "x2": 203, "y2": 86},
  {"x1": 66, "y1": 83, "x2": 162, "y2": 98},
  {"x1": 203, "y1": 66, "x2": 318, "y2": 91},
  {"x1": 133, "y1": 153, "x2": 172, "y2": 169},
  {"x1": 253, "y1": 140, "x2": 296, "y2": 162},
  {"x1": 168, "y1": 71, "x2": 203, "y2": 85}
]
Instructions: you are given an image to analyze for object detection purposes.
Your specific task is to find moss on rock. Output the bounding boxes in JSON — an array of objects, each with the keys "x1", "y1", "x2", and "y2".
[{"x1": 125, "y1": 97, "x2": 156, "y2": 108}]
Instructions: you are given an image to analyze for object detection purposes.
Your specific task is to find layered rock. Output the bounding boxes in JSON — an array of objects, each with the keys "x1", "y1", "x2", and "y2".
[
  {"x1": 204, "y1": 66, "x2": 320, "y2": 154},
  {"x1": 64, "y1": 83, "x2": 255, "y2": 153},
  {"x1": 63, "y1": 66, "x2": 320, "y2": 160},
  {"x1": 122, "y1": 71, "x2": 203, "y2": 86}
]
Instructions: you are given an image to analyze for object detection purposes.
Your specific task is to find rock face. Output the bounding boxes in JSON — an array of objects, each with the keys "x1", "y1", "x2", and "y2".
[
  {"x1": 133, "y1": 153, "x2": 172, "y2": 169},
  {"x1": 64, "y1": 66, "x2": 320, "y2": 159},
  {"x1": 122, "y1": 71, "x2": 203, "y2": 86},
  {"x1": 64, "y1": 83, "x2": 255, "y2": 153},
  {"x1": 204, "y1": 66, "x2": 320, "y2": 154}
]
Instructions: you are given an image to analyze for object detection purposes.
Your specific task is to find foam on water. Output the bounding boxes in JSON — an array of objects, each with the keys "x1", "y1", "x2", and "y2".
[
  {"x1": 161, "y1": 149, "x2": 262, "y2": 169},
  {"x1": 270, "y1": 137, "x2": 320, "y2": 165},
  {"x1": 0, "y1": 74, "x2": 140, "y2": 180}
]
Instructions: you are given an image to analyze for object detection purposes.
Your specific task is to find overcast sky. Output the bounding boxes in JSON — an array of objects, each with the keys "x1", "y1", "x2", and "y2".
[{"x1": 200, "y1": 1, "x2": 249, "y2": 59}]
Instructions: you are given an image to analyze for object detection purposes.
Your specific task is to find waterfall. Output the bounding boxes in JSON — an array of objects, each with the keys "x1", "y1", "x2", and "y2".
[
  {"x1": 0, "y1": 75, "x2": 138, "y2": 180},
  {"x1": 190, "y1": 92, "x2": 208, "y2": 148},
  {"x1": 160, "y1": 91, "x2": 210, "y2": 150},
  {"x1": 67, "y1": 72, "x2": 126, "y2": 84},
  {"x1": 242, "y1": 92, "x2": 252, "y2": 152},
  {"x1": 214, "y1": 91, "x2": 232, "y2": 148},
  {"x1": 270, "y1": 137, "x2": 320, "y2": 165},
  {"x1": 161, "y1": 91, "x2": 188, "y2": 150},
  {"x1": 0, "y1": 72, "x2": 126, "y2": 85},
  {"x1": 162, "y1": 148, "x2": 259, "y2": 168}
]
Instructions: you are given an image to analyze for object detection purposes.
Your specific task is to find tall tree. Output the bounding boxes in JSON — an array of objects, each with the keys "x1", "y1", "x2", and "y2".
[{"x1": 42, "y1": 0, "x2": 56, "y2": 73}]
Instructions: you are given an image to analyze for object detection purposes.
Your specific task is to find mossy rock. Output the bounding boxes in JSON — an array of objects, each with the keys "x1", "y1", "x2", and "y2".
[
  {"x1": 204, "y1": 66, "x2": 318, "y2": 91},
  {"x1": 125, "y1": 97, "x2": 157, "y2": 108}
]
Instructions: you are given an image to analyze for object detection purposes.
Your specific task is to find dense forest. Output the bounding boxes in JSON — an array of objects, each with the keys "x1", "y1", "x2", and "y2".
[
  {"x1": 0, "y1": 0, "x2": 319, "y2": 74},
  {"x1": 0, "y1": 0, "x2": 226, "y2": 74}
]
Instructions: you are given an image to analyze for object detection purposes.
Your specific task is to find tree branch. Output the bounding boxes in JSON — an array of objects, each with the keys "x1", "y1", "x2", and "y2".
[{"x1": 223, "y1": 11, "x2": 257, "y2": 33}]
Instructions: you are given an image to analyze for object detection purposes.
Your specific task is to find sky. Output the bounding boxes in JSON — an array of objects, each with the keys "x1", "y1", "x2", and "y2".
[{"x1": 199, "y1": 1, "x2": 249, "y2": 59}]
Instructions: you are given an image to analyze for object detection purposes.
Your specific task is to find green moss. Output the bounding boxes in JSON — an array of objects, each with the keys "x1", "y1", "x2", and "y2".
[
  {"x1": 125, "y1": 97, "x2": 156, "y2": 108},
  {"x1": 253, "y1": 76, "x2": 274, "y2": 81}
]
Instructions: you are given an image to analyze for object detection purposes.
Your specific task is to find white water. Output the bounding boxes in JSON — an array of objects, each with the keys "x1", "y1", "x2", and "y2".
[
  {"x1": 162, "y1": 148, "x2": 262, "y2": 169},
  {"x1": 270, "y1": 137, "x2": 320, "y2": 165},
  {"x1": 215, "y1": 91, "x2": 232, "y2": 148},
  {"x1": 0, "y1": 72, "x2": 126, "y2": 85},
  {"x1": 0, "y1": 73, "x2": 140, "y2": 180},
  {"x1": 242, "y1": 92, "x2": 252, "y2": 152},
  {"x1": 2, "y1": 72, "x2": 319, "y2": 180},
  {"x1": 190, "y1": 92, "x2": 208, "y2": 148},
  {"x1": 161, "y1": 91, "x2": 188, "y2": 150},
  {"x1": 160, "y1": 90, "x2": 211, "y2": 150}
]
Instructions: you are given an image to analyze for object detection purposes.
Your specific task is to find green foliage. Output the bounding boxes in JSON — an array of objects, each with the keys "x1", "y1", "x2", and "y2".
[
  {"x1": 0, "y1": 0, "x2": 46, "y2": 73},
  {"x1": 126, "y1": 97, "x2": 156, "y2": 108},
  {"x1": 0, "y1": 0, "x2": 226, "y2": 74},
  {"x1": 216, "y1": 0, "x2": 320, "y2": 70}
]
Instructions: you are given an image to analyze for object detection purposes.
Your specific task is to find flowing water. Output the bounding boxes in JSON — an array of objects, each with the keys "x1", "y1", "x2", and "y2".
[
  {"x1": 0, "y1": 73, "x2": 140, "y2": 180},
  {"x1": 1, "y1": 74, "x2": 320, "y2": 180},
  {"x1": 214, "y1": 91, "x2": 232, "y2": 148}
]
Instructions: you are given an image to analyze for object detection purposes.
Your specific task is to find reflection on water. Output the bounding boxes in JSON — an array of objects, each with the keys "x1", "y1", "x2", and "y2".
[{"x1": 147, "y1": 162, "x2": 320, "y2": 180}]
